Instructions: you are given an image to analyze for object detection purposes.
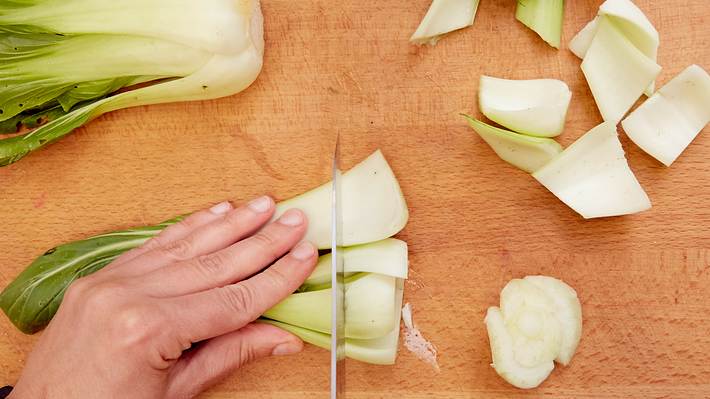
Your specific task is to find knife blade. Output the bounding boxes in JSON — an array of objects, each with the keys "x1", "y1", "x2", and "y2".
[{"x1": 330, "y1": 134, "x2": 345, "y2": 398}]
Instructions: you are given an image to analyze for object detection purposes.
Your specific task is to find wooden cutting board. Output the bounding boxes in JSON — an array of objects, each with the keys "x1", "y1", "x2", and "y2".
[{"x1": 1, "y1": 1, "x2": 709, "y2": 397}]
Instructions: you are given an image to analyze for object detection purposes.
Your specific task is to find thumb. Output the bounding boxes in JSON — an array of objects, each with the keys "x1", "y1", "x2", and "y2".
[{"x1": 166, "y1": 323, "x2": 303, "y2": 398}]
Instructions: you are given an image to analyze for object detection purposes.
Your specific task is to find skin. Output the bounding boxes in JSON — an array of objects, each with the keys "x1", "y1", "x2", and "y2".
[{"x1": 9, "y1": 196, "x2": 318, "y2": 399}]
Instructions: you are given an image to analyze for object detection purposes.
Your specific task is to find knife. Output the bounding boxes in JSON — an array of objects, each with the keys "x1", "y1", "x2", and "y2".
[{"x1": 330, "y1": 134, "x2": 345, "y2": 398}]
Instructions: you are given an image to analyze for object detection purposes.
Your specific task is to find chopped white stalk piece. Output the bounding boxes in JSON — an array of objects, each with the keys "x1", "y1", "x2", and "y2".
[
  {"x1": 622, "y1": 65, "x2": 710, "y2": 166},
  {"x1": 569, "y1": 0, "x2": 659, "y2": 94},
  {"x1": 533, "y1": 121, "x2": 651, "y2": 219},
  {"x1": 402, "y1": 303, "x2": 440, "y2": 372},
  {"x1": 274, "y1": 150, "x2": 409, "y2": 249},
  {"x1": 478, "y1": 75, "x2": 572, "y2": 137},
  {"x1": 261, "y1": 279, "x2": 405, "y2": 365},
  {"x1": 462, "y1": 116, "x2": 564, "y2": 174},
  {"x1": 515, "y1": 0, "x2": 564, "y2": 49},
  {"x1": 581, "y1": 17, "x2": 661, "y2": 123},
  {"x1": 569, "y1": 17, "x2": 598, "y2": 59},
  {"x1": 302, "y1": 238, "x2": 408, "y2": 290},
  {"x1": 485, "y1": 276, "x2": 582, "y2": 389},
  {"x1": 410, "y1": 0, "x2": 480, "y2": 45},
  {"x1": 264, "y1": 273, "x2": 396, "y2": 340}
]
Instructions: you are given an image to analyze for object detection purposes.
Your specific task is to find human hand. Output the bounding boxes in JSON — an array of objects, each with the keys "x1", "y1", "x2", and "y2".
[{"x1": 9, "y1": 196, "x2": 318, "y2": 399}]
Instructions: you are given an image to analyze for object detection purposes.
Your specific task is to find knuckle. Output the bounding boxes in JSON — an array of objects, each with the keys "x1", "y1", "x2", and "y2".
[
  {"x1": 239, "y1": 342, "x2": 258, "y2": 366},
  {"x1": 196, "y1": 253, "x2": 226, "y2": 276},
  {"x1": 219, "y1": 284, "x2": 257, "y2": 314},
  {"x1": 141, "y1": 236, "x2": 164, "y2": 252},
  {"x1": 163, "y1": 239, "x2": 193, "y2": 259},
  {"x1": 250, "y1": 231, "x2": 277, "y2": 252},
  {"x1": 262, "y1": 267, "x2": 289, "y2": 291},
  {"x1": 112, "y1": 305, "x2": 161, "y2": 347}
]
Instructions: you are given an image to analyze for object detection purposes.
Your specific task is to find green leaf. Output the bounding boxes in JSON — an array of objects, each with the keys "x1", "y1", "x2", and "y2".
[{"x1": 0, "y1": 218, "x2": 180, "y2": 334}]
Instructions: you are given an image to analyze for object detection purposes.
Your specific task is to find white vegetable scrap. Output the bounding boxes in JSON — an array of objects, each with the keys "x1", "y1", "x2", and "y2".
[
  {"x1": 478, "y1": 75, "x2": 572, "y2": 138},
  {"x1": 410, "y1": 0, "x2": 480, "y2": 45},
  {"x1": 462, "y1": 116, "x2": 563, "y2": 174},
  {"x1": 401, "y1": 303, "x2": 440, "y2": 372},
  {"x1": 580, "y1": 16, "x2": 660, "y2": 123},
  {"x1": 533, "y1": 121, "x2": 651, "y2": 219},
  {"x1": 622, "y1": 65, "x2": 710, "y2": 166},
  {"x1": 570, "y1": 0, "x2": 660, "y2": 95},
  {"x1": 484, "y1": 276, "x2": 582, "y2": 389},
  {"x1": 571, "y1": 0, "x2": 661, "y2": 122}
]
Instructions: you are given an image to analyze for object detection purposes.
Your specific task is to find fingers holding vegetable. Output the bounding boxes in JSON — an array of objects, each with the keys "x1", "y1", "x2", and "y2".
[
  {"x1": 137, "y1": 208, "x2": 311, "y2": 297},
  {"x1": 108, "y1": 196, "x2": 278, "y2": 280},
  {"x1": 167, "y1": 240, "x2": 318, "y2": 344},
  {"x1": 165, "y1": 323, "x2": 303, "y2": 399},
  {"x1": 7, "y1": 197, "x2": 314, "y2": 399}
]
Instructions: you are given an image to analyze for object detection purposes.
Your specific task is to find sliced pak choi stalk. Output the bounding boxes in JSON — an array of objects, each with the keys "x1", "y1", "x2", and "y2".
[
  {"x1": 0, "y1": 149, "x2": 409, "y2": 334},
  {"x1": 410, "y1": 0, "x2": 480, "y2": 45},
  {"x1": 0, "y1": 0, "x2": 265, "y2": 166},
  {"x1": 569, "y1": 0, "x2": 659, "y2": 95},
  {"x1": 533, "y1": 121, "x2": 651, "y2": 219},
  {"x1": 264, "y1": 273, "x2": 397, "y2": 340},
  {"x1": 261, "y1": 279, "x2": 406, "y2": 365},
  {"x1": 300, "y1": 238, "x2": 408, "y2": 291},
  {"x1": 478, "y1": 75, "x2": 571, "y2": 137},
  {"x1": 485, "y1": 276, "x2": 582, "y2": 389},
  {"x1": 274, "y1": 150, "x2": 409, "y2": 249},
  {"x1": 515, "y1": 0, "x2": 564, "y2": 49},
  {"x1": 622, "y1": 65, "x2": 710, "y2": 166},
  {"x1": 462, "y1": 115, "x2": 563, "y2": 174},
  {"x1": 580, "y1": 16, "x2": 660, "y2": 123}
]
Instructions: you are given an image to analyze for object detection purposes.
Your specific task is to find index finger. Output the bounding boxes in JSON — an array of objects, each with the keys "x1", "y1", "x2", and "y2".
[{"x1": 167, "y1": 241, "x2": 318, "y2": 343}]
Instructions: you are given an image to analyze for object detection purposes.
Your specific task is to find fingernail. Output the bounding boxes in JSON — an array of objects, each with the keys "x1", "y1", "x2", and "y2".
[
  {"x1": 209, "y1": 201, "x2": 233, "y2": 215},
  {"x1": 291, "y1": 241, "x2": 315, "y2": 260},
  {"x1": 279, "y1": 209, "x2": 304, "y2": 226},
  {"x1": 272, "y1": 341, "x2": 302, "y2": 356},
  {"x1": 248, "y1": 196, "x2": 273, "y2": 213}
]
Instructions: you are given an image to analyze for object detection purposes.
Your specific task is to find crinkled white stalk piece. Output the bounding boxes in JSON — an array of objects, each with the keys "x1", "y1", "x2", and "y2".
[
  {"x1": 485, "y1": 276, "x2": 582, "y2": 389},
  {"x1": 581, "y1": 16, "x2": 661, "y2": 123},
  {"x1": 301, "y1": 238, "x2": 409, "y2": 290},
  {"x1": 478, "y1": 75, "x2": 572, "y2": 137},
  {"x1": 463, "y1": 115, "x2": 563, "y2": 174},
  {"x1": 533, "y1": 121, "x2": 651, "y2": 219},
  {"x1": 622, "y1": 65, "x2": 710, "y2": 166},
  {"x1": 274, "y1": 150, "x2": 409, "y2": 249},
  {"x1": 410, "y1": 0, "x2": 480, "y2": 45},
  {"x1": 569, "y1": 0, "x2": 659, "y2": 94},
  {"x1": 402, "y1": 302, "x2": 440, "y2": 372}
]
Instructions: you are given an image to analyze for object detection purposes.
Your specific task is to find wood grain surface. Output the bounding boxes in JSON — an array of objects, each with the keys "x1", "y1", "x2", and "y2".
[{"x1": 2, "y1": 1, "x2": 710, "y2": 398}]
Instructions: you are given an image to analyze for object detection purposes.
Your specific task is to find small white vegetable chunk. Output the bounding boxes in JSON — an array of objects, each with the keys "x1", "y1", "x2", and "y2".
[
  {"x1": 478, "y1": 75, "x2": 572, "y2": 137},
  {"x1": 533, "y1": 121, "x2": 651, "y2": 219},
  {"x1": 485, "y1": 276, "x2": 582, "y2": 389},
  {"x1": 581, "y1": 16, "x2": 661, "y2": 123},
  {"x1": 410, "y1": 0, "x2": 480, "y2": 45},
  {"x1": 463, "y1": 116, "x2": 563, "y2": 174},
  {"x1": 570, "y1": 0, "x2": 659, "y2": 95},
  {"x1": 274, "y1": 150, "x2": 409, "y2": 249},
  {"x1": 622, "y1": 65, "x2": 710, "y2": 166}
]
